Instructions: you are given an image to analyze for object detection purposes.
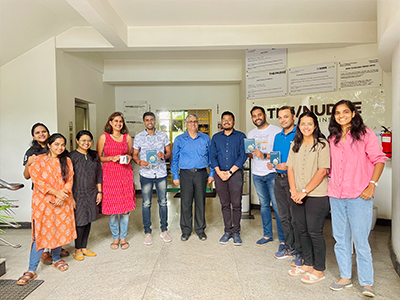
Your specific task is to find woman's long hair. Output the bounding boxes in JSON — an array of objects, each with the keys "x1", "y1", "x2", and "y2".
[
  {"x1": 104, "y1": 112, "x2": 129, "y2": 134},
  {"x1": 328, "y1": 100, "x2": 366, "y2": 145},
  {"x1": 30, "y1": 123, "x2": 50, "y2": 152},
  {"x1": 46, "y1": 133, "x2": 69, "y2": 182},
  {"x1": 76, "y1": 130, "x2": 99, "y2": 161},
  {"x1": 292, "y1": 111, "x2": 326, "y2": 153}
]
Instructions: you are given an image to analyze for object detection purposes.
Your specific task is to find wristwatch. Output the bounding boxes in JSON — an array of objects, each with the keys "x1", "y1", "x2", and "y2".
[
  {"x1": 301, "y1": 188, "x2": 308, "y2": 194},
  {"x1": 229, "y1": 170, "x2": 233, "y2": 175},
  {"x1": 370, "y1": 180, "x2": 378, "y2": 187},
  {"x1": 263, "y1": 153, "x2": 268, "y2": 159}
]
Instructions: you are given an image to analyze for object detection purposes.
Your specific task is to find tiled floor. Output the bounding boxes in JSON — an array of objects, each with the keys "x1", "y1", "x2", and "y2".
[{"x1": 1, "y1": 193, "x2": 400, "y2": 299}]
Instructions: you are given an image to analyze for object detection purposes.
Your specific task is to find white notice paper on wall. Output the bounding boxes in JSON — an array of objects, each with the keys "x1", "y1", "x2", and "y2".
[
  {"x1": 339, "y1": 58, "x2": 382, "y2": 90},
  {"x1": 289, "y1": 63, "x2": 336, "y2": 95},
  {"x1": 246, "y1": 69, "x2": 287, "y2": 100},
  {"x1": 246, "y1": 49, "x2": 287, "y2": 73}
]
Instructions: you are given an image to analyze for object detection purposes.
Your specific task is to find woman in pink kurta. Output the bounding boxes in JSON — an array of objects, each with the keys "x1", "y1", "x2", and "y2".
[
  {"x1": 17, "y1": 133, "x2": 76, "y2": 285},
  {"x1": 97, "y1": 112, "x2": 135, "y2": 250}
]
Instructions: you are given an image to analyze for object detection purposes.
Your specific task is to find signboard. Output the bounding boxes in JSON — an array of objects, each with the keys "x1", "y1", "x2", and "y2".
[
  {"x1": 339, "y1": 58, "x2": 382, "y2": 90},
  {"x1": 246, "y1": 69, "x2": 287, "y2": 100},
  {"x1": 289, "y1": 63, "x2": 336, "y2": 95},
  {"x1": 246, "y1": 49, "x2": 287, "y2": 72},
  {"x1": 123, "y1": 101, "x2": 149, "y2": 136}
]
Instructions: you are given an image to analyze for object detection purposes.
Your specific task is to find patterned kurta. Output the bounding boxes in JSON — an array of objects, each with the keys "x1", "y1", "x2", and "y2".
[
  {"x1": 102, "y1": 133, "x2": 135, "y2": 215},
  {"x1": 29, "y1": 154, "x2": 77, "y2": 250}
]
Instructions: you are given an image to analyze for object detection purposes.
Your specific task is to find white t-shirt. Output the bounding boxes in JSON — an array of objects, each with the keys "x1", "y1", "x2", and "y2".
[{"x1": 248, "y1": 124, "x2": 281, "y2": 176}]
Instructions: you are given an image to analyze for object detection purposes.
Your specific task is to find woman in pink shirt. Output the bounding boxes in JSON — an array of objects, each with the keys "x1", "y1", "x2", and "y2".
[{"x1": 328, "y1": 100, "x2": 386, "y2": 298}]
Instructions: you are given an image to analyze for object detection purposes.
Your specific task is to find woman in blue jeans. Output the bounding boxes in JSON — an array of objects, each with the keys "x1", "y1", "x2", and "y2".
[
  {"x1": 328, "y1": 100, "x2": 386, "y2": 297},
  {"x1": 286, "y1": 111, "x2": 330, "y2": 284}
]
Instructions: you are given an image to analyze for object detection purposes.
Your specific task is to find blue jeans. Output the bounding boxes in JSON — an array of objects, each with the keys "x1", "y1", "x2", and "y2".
[
  {"x1": 330, "y1": 196, "x2": 374, "y2": 286},
  {"x1": 28, "y1": 239, "x2": 61, "y2": 272},
  {"x1": 109, "y1": 213, "x2": 130, "y2": 239},
  {"x1": 140, "y1": 175, "x2": 168, "y2": 234},
  {"x1": 253, "y1": 173, "x2": 285, "y2": 242}
]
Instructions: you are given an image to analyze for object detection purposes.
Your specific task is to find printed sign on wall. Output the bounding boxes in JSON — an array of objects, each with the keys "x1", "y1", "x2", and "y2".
[
  {"x1": 289, "y1": 63, "x2": 336, "y2": 95},
  {"x1": 246, "y1": 70, "x2": 287, "y2": 100},
  {"x1": 246, "y1": 49, "x2": 287, "y2": 73},
  {"x1": 339, "y1": 58, "x2": 382, "y2": 90}
]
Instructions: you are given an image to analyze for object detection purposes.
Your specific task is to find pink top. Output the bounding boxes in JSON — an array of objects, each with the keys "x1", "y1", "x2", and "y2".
[{"x1": 328, "y1": 127, "x2": 387, "y2": 199}]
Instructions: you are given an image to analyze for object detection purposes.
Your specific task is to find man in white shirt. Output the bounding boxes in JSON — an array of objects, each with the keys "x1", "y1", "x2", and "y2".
[{"x1": 248, "y1": 106, "x2": 285, "y2": 250}]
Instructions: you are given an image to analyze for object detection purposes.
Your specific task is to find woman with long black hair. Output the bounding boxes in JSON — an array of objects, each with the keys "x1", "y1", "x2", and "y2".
[
  {"x1": 17, "y1": 133, "x2": 76, "y2": 285},
  {"x1": 23, "y1": 123, "x2": 70, "y2": 264},
  {"x1": 286, "y1": 111, "x2": 330, "y2": 284},
  {"x1": 328, "y1": 100, "x2": 386, "y2": 297},
  {"x1": 70, "y1": 130, "x2": 102, "y2": 260}
]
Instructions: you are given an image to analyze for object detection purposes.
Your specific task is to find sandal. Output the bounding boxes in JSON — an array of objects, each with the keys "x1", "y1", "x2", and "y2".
[
  {"x1": 288, "y1": 267, "x2": 309, "y2": 277},
  {"x1": 52, "y1": 259, "x2": 69, "y2": 271},
  {"x1": 301, "y1": 273, "x2": 326, "y2": 284},
  {"x1": 82, "y1": 249, "x2": 97, "y2": 257},
  {"x1": 73, "y1": 251, "x2": 84, "y2": 261},
  {"x1": 17, "y1": 271, "x2": 37, "y2": 285},
  {"x1": 110, "y1": 241, "x2": 119, "y2": 250},
  {"x1": 120, "y1": 241, "x2": 130, "y2": 250}
]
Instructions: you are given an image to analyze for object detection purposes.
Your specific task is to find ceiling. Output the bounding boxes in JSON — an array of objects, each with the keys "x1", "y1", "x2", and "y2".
[{"x1": 0, "y1": 0, "x2": 377, "y2": 66}]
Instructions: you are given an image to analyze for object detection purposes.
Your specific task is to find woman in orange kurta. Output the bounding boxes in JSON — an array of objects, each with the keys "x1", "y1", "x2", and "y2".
[{"x1": 17, "y1": 133, "x2": 77, "y2": 285}]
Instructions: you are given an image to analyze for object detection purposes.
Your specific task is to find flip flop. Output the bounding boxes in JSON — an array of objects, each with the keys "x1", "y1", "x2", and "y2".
[
  {"x1": 17, "y1": 272, "x2": 37, "y2": 285},
  {"x1": 288, "y1": 267, "x2": 309, "y2": 277},
  {"x1": 73, "y1": 251, "x2": 84, "y2": 261},
  {"x1": 120, "y1": 241, "x2": 130, "y2": 250},
  {"x1": 301, "y1": 274, "x2": 326, "y2": 284},
  {"x1": 110, "y1": 241, "x2": 119, "y2": 250}
]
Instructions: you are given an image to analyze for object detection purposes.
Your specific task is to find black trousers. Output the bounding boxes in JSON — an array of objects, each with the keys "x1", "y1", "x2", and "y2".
[
  {"x1": 180, "y1": 168, "x2": 208, "y2": 235},
  {"x1": 75, "y1": 223, "x2": 91, "y2": 249},
  {"x1": 215, "y1": 170, "x2": 243, "y2": 234},
  {"x1": 274, "y1": 174, "x2": 302, "y2": 252},
  {"x1": 292, "y1": 196, "x2": 330, "y2": 271}
]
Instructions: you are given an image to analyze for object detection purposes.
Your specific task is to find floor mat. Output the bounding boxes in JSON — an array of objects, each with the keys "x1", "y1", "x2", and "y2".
[
  {"x1": 0, "y1": 279, "x2": 44, "y2": 300},
  {"x1": 174, "y1": 190, "x2": 216, "y2": 198}
]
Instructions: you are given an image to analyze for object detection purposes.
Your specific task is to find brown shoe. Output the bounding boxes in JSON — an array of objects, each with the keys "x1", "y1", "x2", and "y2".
[
  {"x1": 41, "y1": 252, "x2": 52, "y2": 265},
  {"x1": 60, "y1": 248, "x2": 70, "y2": 257}
]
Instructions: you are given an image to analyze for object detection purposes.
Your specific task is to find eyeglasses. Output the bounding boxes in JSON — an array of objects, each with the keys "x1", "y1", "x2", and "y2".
[
  {"x1": 187, "y1": 120, "x2": 199, "y2": 124},
  {"x1": 222, "y1": 119, "x2": 233, "y2": 122},
  {"x1": 80, "y1": 139, "x2": 92, "y2": 143}
]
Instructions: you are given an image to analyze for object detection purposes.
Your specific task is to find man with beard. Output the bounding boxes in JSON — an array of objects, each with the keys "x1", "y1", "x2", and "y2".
[
  {"x1": 248, "y1": 106, "x2": 285, "y2": 251},
  {"x1": 133, "y1": 112, "x2": 172, "y2": 245},
  {"x1": 210, "y1": 111, "x2": 247, "y2": 245},
  {"x1": 267, "y1": 106, "x2": 303, "y2": 266},
  {"x1": 172, "y1": 114, "x2": 214, "y2": 241}
]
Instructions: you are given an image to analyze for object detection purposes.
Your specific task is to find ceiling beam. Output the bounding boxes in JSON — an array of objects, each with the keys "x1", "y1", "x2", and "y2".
[{"x1": 66, "y1": 0, "x2": 127, "y2": 48}]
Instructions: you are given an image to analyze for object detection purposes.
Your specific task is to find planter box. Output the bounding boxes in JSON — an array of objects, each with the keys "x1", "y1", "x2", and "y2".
[{"x1": 0, "y1": 258, "x2": 6, "y2": 277}]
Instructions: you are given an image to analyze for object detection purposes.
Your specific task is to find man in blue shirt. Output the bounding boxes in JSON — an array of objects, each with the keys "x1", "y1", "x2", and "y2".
[
  {"x1": 133, "y1": 112, "x2": 172, "y2": 246},
  {"x1": 267, "y1": 106, "x2": 303, "y2": 266},
  {"x1": 172, "y1": 114, "x2": 214, "y2": 241},
  {"x1": 210, "y1": 111, "x2": 247, "y2": 245}
]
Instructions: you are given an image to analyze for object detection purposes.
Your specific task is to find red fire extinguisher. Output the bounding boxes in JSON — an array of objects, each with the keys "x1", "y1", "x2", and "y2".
[{"x1": 381, "y1": 126, "x2": 392, "y2": 158}]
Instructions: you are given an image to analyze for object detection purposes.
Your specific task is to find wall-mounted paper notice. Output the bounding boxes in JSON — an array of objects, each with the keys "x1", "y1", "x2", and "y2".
[
  {"x1": 246, "y1": 49, "x2": 287, "y2": 72},
  {"x1": 289, "y1": 63, "x2": 336, "y2": 95},
  {"x1": 246, "y1": 69, "x2": 287, "y2": 100},
  {"x1": 339, "y1": 58, "x2": 382, "y2": 90}
]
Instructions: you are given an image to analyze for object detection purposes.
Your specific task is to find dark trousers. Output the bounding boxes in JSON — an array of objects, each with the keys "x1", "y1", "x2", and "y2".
[
  {"x1": 215, "y1": 170, "x2": 243, "y2": 234},
  {"x1": 180, "y1": 168, "x2": 208, "y2": 235},
  {"x1": 292, "y1": 196, "x2": 330, "y2": 271},
  {"x1": 75, "y1": 223, "x2": 91, "y2": 249},
  {"x1": 274, "y1": 174, "x2": 302, "y2": 252}
]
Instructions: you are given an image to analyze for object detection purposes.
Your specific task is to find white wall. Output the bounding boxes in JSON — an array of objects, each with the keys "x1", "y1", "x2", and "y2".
[
  {"x1": 56, "y1": 51, "x2": 115, "y2": 149},
  {"x1": 0, "y1": 38, "x2": 58, "y2": 222},
  {"x1": 245, "y1": 44, "x2": 393, "y2": 217}
]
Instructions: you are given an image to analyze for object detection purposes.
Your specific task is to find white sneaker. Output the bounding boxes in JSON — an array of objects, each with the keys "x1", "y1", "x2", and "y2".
[
  {"x1": 144, "y1": 233, "x2": 153, "y2": 245},
  {"x1": 160, "y1": 231, "x2": 172, "y2": 243}
]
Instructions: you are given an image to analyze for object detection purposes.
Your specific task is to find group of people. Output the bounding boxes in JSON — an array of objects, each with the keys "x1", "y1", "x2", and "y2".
[{"x1": 16, "y1": 100, "x2": 386, "y2": 298}]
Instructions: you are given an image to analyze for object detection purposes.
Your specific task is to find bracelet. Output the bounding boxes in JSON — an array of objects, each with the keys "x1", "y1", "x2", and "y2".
[{"x1": 97, "y1": 191, "x2": 103, "y2": 194}]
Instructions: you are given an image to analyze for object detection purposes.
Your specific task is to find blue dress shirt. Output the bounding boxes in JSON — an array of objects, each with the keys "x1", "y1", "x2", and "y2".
[
  {"x1": 272, "y1": 125, "x2": 296, "y2": 174},
  {"x1": 171, "y1": 131, "x2": 214, "y2": 180},
  {"x1": 210, "y1": 129, "x2": 247, "y2": 171}
]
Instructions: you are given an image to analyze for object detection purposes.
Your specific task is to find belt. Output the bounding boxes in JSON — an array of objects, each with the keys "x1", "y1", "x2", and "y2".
[
  {"x1": 276, "y1": 173, "x2": 288, "y2": 178},
  {"x1": 185, "y1": 168, "x2": 206, "y2": 173}
]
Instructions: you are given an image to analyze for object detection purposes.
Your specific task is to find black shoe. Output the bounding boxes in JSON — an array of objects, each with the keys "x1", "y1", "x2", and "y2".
[
  {"x1": 181, "y1": 234, "x2": 190, "y2": 241},
  {"x1": 197, "y1": 232, "x2": 207, "y2": 241}
]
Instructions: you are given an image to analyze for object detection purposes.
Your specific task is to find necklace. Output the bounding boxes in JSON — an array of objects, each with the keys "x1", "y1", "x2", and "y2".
[{"x1": 111, "y1": 133, "x2": 122, "y2": 139}]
